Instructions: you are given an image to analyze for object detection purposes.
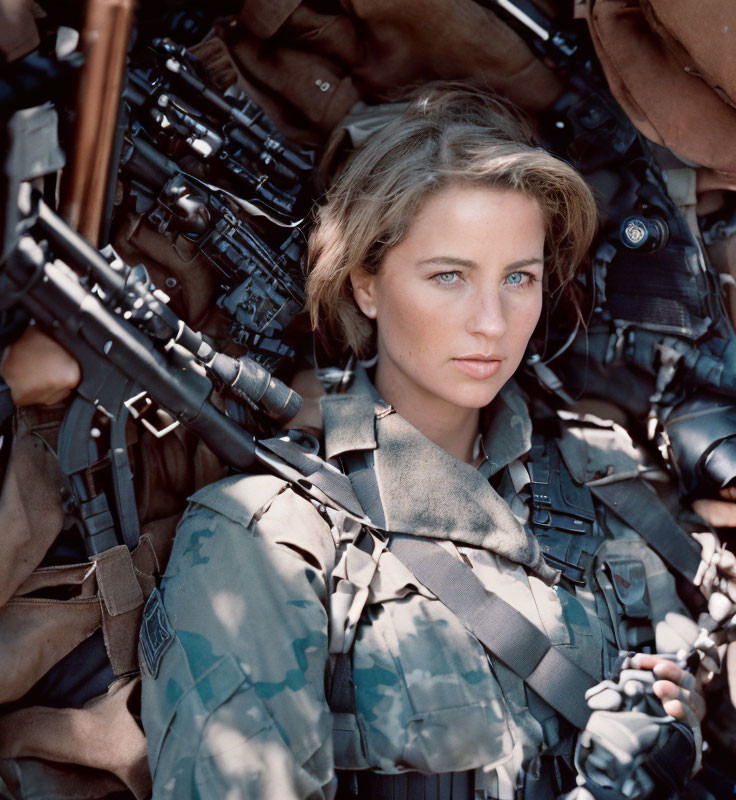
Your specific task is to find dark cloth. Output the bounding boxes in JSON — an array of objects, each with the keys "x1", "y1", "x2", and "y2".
[{"x1": 191, "y1": 0, "x2": 564, "y2": 145}]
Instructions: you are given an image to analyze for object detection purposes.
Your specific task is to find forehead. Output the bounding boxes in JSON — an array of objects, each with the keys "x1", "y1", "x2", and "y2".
[{"x1": 394, "y1": 183, "x2": 546, "y2": 262}]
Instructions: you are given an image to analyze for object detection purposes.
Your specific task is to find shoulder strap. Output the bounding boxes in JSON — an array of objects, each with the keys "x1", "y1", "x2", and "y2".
[
  {"x1": 261, "y1": 435, "x2": 597, "y2": 729},
  {"x1": 388, "y1": 534, "x2": 596, "y2": 730},
  {"x1": 589, "y1": 479, "x2": 702, "y2": 582},
  {"x1": 256, "y1": 435, "x2": 367, "y2": 519}
]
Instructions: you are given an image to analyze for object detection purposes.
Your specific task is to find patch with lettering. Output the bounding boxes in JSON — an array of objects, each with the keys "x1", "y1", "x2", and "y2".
[{"x1": 139, "y1": 588, "x2": 174, "y2": 678}]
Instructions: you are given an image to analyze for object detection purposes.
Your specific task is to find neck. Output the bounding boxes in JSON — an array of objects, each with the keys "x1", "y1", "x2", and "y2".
[{"x1": 374, "y1": 364, "x2": 481, "y2": 465}]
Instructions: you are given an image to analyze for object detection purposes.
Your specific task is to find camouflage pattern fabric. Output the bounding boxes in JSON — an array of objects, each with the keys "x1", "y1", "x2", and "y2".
[{"x1": 141, "y1": 368, "x2": 700, "y2": 799}]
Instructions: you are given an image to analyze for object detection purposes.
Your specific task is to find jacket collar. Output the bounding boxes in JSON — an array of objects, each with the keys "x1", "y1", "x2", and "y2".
[{"x1": 321, "y1": 368, "x2": 549, "y2": 576}]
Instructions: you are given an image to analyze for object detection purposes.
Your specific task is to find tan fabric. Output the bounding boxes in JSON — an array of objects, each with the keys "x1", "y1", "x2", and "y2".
[
  {"x1": 704, "y1": 231, "x2": 736, "y2": 332},
  {"x1": 0, "y1": 511, "x2": 177, "y2": 705},
  {"x1": 0, "y1": 760, "x2": 125, "y2": 800},
  {"x1": 0, "y1": 305, "x2": 225, "y2": 795},
  {"x1": 94, "y1": 545, "x2": 144, "y2": 617},
  {"x1": 192, "y1": 0, "x2": 563, "y2": 145},
  {"x1": 642, "y1": 0, "x2": 736, "y2": 109},
  {"x1": 111, "y1": 211, "x2": 227, "y2": 342},
  {"x1": 589, "y1": 0, "x2": 736, "y2": 177},
  {"x1": 0, "y1": 0, "x2": 39, "y2": 62},
  {"x1": 0, "y1": 677, "x2": 151, "y2": 800},
  {"x1": 0, "y1": 410, "x2": 65, "y2": 607},
  {"x1": 0, "y1": 594, "x2": 101, "y2": 704},
  {"x1": 239, "y1": 0, "x2": 300, "y2": 39},
  {"x1": 96, "y1": 544, "x2": 147, "y2": 677},
  {"x1": 0, "y1": 511, "x2": 193, "y2": 797}
]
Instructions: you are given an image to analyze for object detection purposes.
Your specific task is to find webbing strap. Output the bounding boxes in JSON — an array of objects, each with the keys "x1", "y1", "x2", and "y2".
[
  {"x1": 589, "y1": 479, "x2": 701, "y2": 582},
  {"x1": 258, "y1": 437, "x2": 366, "y2": 518},
  {"x1": 388, "y1": 535, "x2": 596, "y2": 730}
]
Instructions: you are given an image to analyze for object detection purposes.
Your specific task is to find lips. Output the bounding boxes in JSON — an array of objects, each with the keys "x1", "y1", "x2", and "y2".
[{"x1": 453, "y1": 356, "x2": 504, "y2": 380}]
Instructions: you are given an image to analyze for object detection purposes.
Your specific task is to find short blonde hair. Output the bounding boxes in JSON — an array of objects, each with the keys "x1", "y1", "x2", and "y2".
[{"x1": 307, "y1": 84, "x2": 598, "y2": 358}]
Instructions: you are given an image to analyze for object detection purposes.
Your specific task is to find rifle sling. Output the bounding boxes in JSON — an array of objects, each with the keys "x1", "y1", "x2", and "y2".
[
  {"x1": 589, "y1": 479, "x2": 701, "y2": 582},
  {"x1": 258, "y1": 436, "x2": 366, "y2": 519},
  {"x1": 263, "y1": 437, "x2": 597, "y2": 729},
  {"x1": 388, "y1": 534, "x2": 596, "y2": 730}
]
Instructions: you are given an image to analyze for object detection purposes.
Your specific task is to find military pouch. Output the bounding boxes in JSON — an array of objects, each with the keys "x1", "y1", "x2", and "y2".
[
  {"x1": 596, "y1": 556, "x2": 654, "y2": 652},
  {"x1": 527, "y1": 435, "x2": 601, "y2": 586}
]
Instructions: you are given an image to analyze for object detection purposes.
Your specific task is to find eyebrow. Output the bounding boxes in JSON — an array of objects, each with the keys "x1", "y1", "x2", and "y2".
[{"x1": 416, "y1": 256, "x2": 544, "y2": 271}]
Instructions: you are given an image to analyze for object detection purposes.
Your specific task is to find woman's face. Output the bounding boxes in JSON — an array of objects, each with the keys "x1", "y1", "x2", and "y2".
[{"x1": 352, "y1": 183, "x2": 545, "y2": 415}]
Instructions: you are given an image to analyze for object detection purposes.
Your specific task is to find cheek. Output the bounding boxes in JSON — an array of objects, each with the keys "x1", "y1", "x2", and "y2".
[
  {"x1": 507, "y1": 290, "x2": 543, "y2": 348},
  {"x1": 376, "y1": 284, "x2": 446, "y2": 358}
]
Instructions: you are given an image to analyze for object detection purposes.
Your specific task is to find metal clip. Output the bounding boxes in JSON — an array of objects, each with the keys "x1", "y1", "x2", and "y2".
[{"x1": 124, "y1": 390, "x2": 180, "y2": 438}]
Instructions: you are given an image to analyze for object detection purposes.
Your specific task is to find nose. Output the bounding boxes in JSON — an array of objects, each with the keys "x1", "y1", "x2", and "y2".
[{"x1": 466, "y1": 286, "x2": 507, "y2": 340}]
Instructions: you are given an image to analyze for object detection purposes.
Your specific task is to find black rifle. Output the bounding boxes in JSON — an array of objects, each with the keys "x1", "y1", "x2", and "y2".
[
  {"x1": 0, "y1": 185, "x2": 301, "y2": 556},
  {"x1": 120, "y1": 128, "x2": 307, "y2": 369},
  {"x1": 125, "y1": 38, "x2": 316, "y2": 227}
]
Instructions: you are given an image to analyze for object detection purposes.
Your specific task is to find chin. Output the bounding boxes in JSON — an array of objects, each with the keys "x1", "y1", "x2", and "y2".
[{"x1": 443, "y1": 382, "x2": 505, "y2": 410}]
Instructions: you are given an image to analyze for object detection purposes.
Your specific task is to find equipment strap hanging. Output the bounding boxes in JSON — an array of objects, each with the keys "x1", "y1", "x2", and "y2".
[{"x1": 589, "y1": 479, "x2": 701, "y2": 582}]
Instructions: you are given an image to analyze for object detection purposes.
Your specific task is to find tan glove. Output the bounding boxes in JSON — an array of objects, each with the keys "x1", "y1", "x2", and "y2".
[{"x1": 692, "y1": 531, "x2": 736, "y2": 628}]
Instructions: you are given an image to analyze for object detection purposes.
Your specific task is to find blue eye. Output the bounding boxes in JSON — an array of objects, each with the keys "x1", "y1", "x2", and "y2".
[
  {"x1": 506, "y1": 272, "x2": 524, "y2": 285},
  {"x1": 434, "y1": 271, "x2": 459, "y2": 285}
]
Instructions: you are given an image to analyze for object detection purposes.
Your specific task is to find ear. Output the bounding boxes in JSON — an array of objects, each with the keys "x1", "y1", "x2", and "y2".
[{"x1": 350, "y1": 268, "x2": 378, "y2": 320}]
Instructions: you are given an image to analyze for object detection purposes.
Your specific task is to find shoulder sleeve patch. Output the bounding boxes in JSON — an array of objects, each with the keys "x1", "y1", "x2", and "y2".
[{"x1": 139, "y1": 588, "x2": 174, "y2": 679}]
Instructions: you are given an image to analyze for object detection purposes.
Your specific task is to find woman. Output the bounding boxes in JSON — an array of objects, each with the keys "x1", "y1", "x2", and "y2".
[{"x1": 140, "y1": 86, "x2": 706, "y2": 799}]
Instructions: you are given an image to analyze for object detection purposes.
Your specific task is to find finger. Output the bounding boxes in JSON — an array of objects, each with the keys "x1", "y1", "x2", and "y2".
[
  {"x1": 661, "y1": 696, "x2": 702, "y2": 730},
  {"x1": 653, "y1": 681, "x2": 706, "y2": 723},
  {"x1": 720, "y1": 486, "x2": 736, "y2": 502},
  {"x1": 630, "y1": 653, "x2": 663, "y2": 671},
  {"x1": 652, "y1": 660, "x2": 696, "y2": 690},
  {"x1": 719, "y1": 548, "x2": 736, "y2": 574},
  {"x1": 630, "y1": 653, "x2": 688, "y2": 678},
  {"x1": 692, "y1": 498, "x2": 736, "y2": 528}
]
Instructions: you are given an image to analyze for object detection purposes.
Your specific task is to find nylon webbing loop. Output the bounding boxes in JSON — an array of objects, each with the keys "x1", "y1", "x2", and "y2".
[
  {"x1": 388, "y1": 534, "x2": 596, "y2": 730},
  {"x1": 589, "y1": 479, "x2": 701, "y2": 581}
]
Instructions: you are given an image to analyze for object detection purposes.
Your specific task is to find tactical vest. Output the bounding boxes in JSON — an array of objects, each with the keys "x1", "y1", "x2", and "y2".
[{"x1": 328, "y1": 423, "x2": 664, "y2": 800}]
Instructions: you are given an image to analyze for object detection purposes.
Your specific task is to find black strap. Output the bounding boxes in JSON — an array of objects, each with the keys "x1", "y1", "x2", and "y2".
[
  {"x1": 339, "y1": 769, "x2": 475, "y2": 800},
  {"x1": 388, "y1": 534, "x2": 596, "y2": 730},
  {"x1": 642, "y1": 722, "x2": 695, "y2": 799},
  {"x1": 589, "y1": 479, "x2": 702, "y2": 582},
  {"x1": 327, "y1": 652, "x2": 355, "y2": 715}
]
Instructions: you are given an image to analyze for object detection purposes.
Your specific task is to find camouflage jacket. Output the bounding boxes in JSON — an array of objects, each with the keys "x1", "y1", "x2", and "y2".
[{"x1": 140, "y1": 368, "x2": 698, "y2": 800}]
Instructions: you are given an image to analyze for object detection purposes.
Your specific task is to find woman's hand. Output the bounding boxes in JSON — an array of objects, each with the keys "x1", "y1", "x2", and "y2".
[
  {"x1": 629, "y1": 653, "x2": 706, "y2": 727},
  {"x1": 690, "y1": 531, "x2": 736, "y2": 627},
  {"x1": 692, "y1": 486, "x2": 736, "y2": 528},
  {"x1": 0, "y1": 327, "x2": 80, "y2": 407},
  {"x1": 578, "y1": 654, "x2": 704, "y2": 796}
]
